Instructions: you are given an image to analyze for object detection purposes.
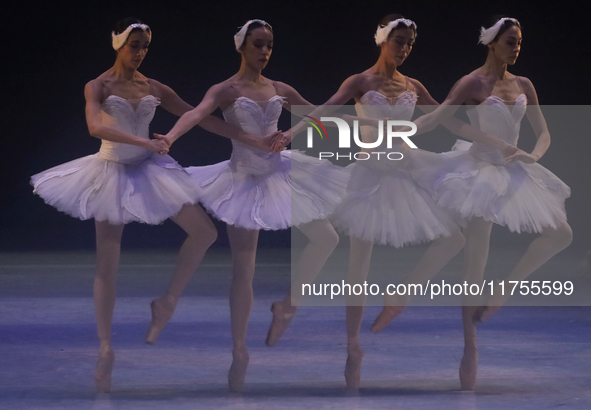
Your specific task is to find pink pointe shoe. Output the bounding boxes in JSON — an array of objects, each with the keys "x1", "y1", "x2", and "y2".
[
  {"x1": 145, "y1": 296, "x2": 177, "y2": 344},
  {"x1": 473, "y1": 304, "x2": 502, "y2": 324},
  {"x1": 370, "y1": 306, "x2": 406, "y2": 333},
  {"x1": 265, "y1": 301, "x2": 295, "y2": 347},
  {"x1": 344, "y1": 345, "x2": 364, "y2": 390},
  {"x1": 228, "y1": 348, "x2": 250, "y2": 393},
  {"x1": 94, "y1": 346, "x2": 115, "y2": 393},
  {"x1": 473, "y1": 281, "x2": 505, "y2": 324},
  {"x1": 459, "y1": 347, "x2": 478, "y2": 391}
]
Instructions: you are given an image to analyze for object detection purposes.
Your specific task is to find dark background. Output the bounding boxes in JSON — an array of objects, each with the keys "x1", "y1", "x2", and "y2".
[{"x1": 3, "y1": 0, "x2": 589, "y2": 251}]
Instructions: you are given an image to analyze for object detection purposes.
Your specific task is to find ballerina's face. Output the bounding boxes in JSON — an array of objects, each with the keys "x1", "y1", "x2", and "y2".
[
  {"x1": 490, "y1": 25, "x2": 522, "y2": 65},
  {"x1": 241, "y1": 26, "x2": 274, "y2": 70},
  {"x1": 118, "y1": 30, "x2": 151, "y2": 69},
  {"x1": 384, "y1": 27, "x2": 415, "y2": 66}
]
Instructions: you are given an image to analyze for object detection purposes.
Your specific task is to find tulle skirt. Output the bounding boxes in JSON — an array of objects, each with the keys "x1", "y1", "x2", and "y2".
[
  {"x1": 409, "y1": 143, "x2": 570, "y2": 233},
  {"x1": 330, "y1": 151, "x2": 460, "y2": 247},
  {"x1": 186, "y1": 150, "x2": 348, "y2": 230},
  {"x1": 31, "y1": 153, "x2": 202, "y2": 225}
]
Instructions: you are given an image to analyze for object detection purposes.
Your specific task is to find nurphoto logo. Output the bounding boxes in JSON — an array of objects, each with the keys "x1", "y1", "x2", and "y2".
[{"x1": 305, "y1": 117, "x2": 418, "y2": 161}]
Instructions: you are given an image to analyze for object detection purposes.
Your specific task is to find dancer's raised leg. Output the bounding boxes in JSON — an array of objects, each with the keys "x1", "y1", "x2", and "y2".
[
  {"x1": 146, "y1": 204, "x2": 218, "y2": 344},
  {"x1": 371, "y1": 228, "x2": 465, "y2": 333},
  {"x1": 266, "y1": 219, "x2": 339, "y2": 346},
  {"x1": 475, "y1": 221, "x2": 572, "y2": 322}
]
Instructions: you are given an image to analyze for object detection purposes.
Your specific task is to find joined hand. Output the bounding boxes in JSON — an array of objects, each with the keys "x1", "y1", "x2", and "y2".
[
  {"x1": 153, "y1": 133, "x2": 172, "y2": 155},
  {"x1": 271, "y1": 131, "x2": 291, "y2": 152}
]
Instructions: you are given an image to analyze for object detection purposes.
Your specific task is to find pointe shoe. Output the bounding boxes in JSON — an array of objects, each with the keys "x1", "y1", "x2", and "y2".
[
  {"x1": 370, "y1": 306, "x2": 405, "y2": 333},
  {"x1": 265, "y1": 301, "x2": 295, "y2": 347},
  {"x1": 473, "y1": 281, "x2": 504, "y2": 324},
  {"x1": 145, "y1": 296, "x2": 177, "y2": 344},
  {"x1": 344, "y1": 345, "x2": 364, "y2": 390},
  {"x1": 459, "y1": 347, "x2": 478, "y2": 391},
  {"x1": 228, "y1": 349, "x2": 250, "y2": 393},
  {"x1": 94, "y1": 346, "x2": 114, "y2": 393},
  {"x1": 473, "y1": 305, "x2": 502, "y2": 324}
]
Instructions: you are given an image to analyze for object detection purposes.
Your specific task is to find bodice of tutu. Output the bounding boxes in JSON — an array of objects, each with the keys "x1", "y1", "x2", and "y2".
[
  {"x1": 354, "y1": 90, "x2": 418, "y2": 170},
  {"x1": 98, "y1": 95, "x2": 160, "y2": 164},
  {"x1": 222, "y1": 95, "x2": 285, "y2": 175},
  {"x1": 466, "y1": 94, "x2": 527, "y2": 164}
]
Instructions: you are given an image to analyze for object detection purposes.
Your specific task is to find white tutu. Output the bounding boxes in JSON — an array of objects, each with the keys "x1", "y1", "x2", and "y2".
[
  {"x1": 31, "y1": 95, "x2": 201, "y2": 225},
  {"x1": 410, "y1": 147, "x2": 570, "y2": 233},
  {"x1": 330, "y1": 89, "x2": 460, "y2": 246},
  {"x1": 185, "y1": 93, "x2": 347, "y2": 230},
  {"x1": 331, "y1": 157, "x2": 460, "y2": 247},
  {"x1": 410, "y1": 94, "x2": 570, "y2": 233},
  {"x1": 187, "y1": 149, "x2": 347, "y2": 230}
]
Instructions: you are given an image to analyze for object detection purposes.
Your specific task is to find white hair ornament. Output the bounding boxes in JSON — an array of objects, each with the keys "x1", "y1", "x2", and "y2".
[
  {"x1": 234, "y1": 19, "x2": 272, "y2": 51},
  {"x1": 374, "y1": 18, "x2": 417, "y2": 45},
  {"x1": 112, "y1": 23, "x2": 151, "y2": 50},
  {"x1": 478, "y1": 17, "x2": 520, "y2": 45}
]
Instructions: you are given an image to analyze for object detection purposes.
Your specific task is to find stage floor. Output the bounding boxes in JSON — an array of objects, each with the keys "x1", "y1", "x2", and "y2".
[{"x1": 1, "y1": 248, "x2": 590, "y2": 409}]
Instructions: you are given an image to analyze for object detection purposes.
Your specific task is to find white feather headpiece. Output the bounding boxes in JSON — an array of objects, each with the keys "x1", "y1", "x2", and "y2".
[
  {"x1": 112, "y1": 23, "x2": 151, "y2": 50},
  {"x1": 234, "y1": 19, "x2": 272, "y2": 51},
  {"x1": 478, "y1": 17, "x2": 520, "y2": 45},
  {"x1": 374, "y1": 18, "x2": 417, "y2": 45}
]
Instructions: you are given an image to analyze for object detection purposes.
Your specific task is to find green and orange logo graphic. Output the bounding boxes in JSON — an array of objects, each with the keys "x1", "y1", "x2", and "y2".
[{"x1": 303, "y1": 115, "x2": 329, "y2": 140}]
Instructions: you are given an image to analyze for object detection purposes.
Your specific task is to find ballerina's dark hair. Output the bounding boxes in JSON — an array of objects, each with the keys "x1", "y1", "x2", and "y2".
[{"x1": 485, "y1": 15, "x2": 520, "y2": 44}]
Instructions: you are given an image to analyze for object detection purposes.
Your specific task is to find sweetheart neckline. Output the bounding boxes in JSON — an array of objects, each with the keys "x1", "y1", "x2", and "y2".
[
  {"x1": 479, "y1": 93, "x2": 527, "y2": 107},
  {"x1": 103, "y1": 94, "x2": 159, "y2": 110},
  {"x1": 223, "y1": 95, "x2": 286, "y2": 113},
  {"x1": 359, "y1": 89, "x2": 417, "y2": 104}
]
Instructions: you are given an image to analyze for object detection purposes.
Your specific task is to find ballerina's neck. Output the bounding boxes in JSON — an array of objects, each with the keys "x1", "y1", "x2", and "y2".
[
  {"x1": 237, "y1": 60, "x2": 266, "y2": 81},
  {"x1": 373, "y1": 57, "x2": 399, "y2": 79},
  {"x1": 111, "y1": 61, "x2": 141, "y2": 81},
  {"x1": 482, "y1": 54, "x2": 510, "y2": 80}
]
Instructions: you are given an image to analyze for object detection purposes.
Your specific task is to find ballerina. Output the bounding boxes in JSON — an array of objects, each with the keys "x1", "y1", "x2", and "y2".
[
  {"x1": 398, "y1": 16, "x2": 572, "y2": 389},
  {"x1": 30, "y1": 18, "x2": 278, "y2": 393},
  {"x1": 155, "y1": 19, "x2": 347, "y2": 392},
  {"x1": 277, "y1": 13, "x2": 527, "y2": 389}
]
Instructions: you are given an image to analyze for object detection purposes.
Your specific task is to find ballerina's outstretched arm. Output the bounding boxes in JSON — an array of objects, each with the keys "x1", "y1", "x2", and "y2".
[
  {"x1": 270, "y1": 74, "x2": 375, "y2": 151},
  {"x1": 150, "y1": 79, "x2": 279, "y2": 152}
]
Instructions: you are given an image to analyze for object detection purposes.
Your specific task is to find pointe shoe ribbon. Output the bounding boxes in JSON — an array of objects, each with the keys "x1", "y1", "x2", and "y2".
[{"x1": 265, "y1": 301, "x2": 295, "y2": 347}]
